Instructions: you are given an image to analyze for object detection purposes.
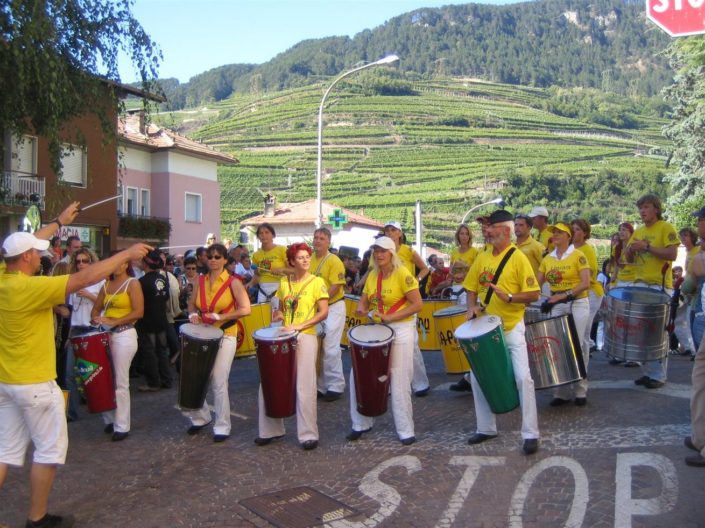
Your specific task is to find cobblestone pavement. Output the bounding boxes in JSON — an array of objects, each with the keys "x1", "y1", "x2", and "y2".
[{"x1": 1, "y1": 349, "x2": 702, "y2": 527}]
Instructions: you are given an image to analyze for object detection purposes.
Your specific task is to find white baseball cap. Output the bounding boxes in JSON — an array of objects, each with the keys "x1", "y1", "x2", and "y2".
[
  {"x1": 384, "y1": 221, "x2": 402, "y2": 230},
  {"x1": 2, "y1": 232, "x2": 50, "y2": 257},
  {"x1": 528, "y1": 206, "x2": 549, "y2": 218},
  {"x1": 371, "y1": 236, "x2": 396, "y2": 252}
]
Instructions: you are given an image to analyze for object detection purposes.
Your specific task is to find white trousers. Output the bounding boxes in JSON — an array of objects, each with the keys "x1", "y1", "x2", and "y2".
[
  {"x1": 317, "y1": 300, "x2": 346, "y2": 393},
  {"x1": 258, "y1": 333, "x2": 318, "y2": 442},
  {"x1": 411, "y1": 315, "x2": 430, "y2": 391},
  {"x1": 470, "y1": 321, "x2": 539, "y2": 440},
  {"x1": 257, "y1": 282, "x2": 279, "y2": 303},
  {"x1": 551, "y1": 297, "x2": 590, "y2": 399},
  {"x1": 349, "y1": 319, "x2": 415, "y2": 440},
  {"x1": 182, "y1": 335, "x2": 237, "y2": 435},
  {"x1": 585, "y1": 290, "x2": 603, "y2": 348},
  {"x1": 102, "y1": 328, "x2": 138, "y2": 433}
]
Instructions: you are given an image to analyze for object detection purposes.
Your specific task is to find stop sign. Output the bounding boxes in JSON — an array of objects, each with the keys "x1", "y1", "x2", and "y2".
[{"x1": 647, "y1": 0, "x2": 705, "y2": 36}]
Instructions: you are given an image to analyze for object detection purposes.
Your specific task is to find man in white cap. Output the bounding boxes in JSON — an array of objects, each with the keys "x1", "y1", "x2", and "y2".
[
  {"x1": 528, "y1": 206, "x2": 553, "y2": 254},
  {"x1": 0, "y1": 203, "x2": 151, "y2": 528}
]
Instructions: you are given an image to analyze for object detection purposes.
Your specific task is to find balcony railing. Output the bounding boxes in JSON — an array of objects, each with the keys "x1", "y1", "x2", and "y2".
[
  {"x1": 117, "y1": 213, "x2": 171, "y2": 240},
  {"x1": 0, "y1": 171, "x2": 45, "y2": 208}
]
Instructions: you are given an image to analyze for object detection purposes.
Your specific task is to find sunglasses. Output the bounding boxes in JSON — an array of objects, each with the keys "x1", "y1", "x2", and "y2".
[
  {"x1": 75, "y1": 258, "x2": 91, "y2": 264},
  {"x1": 206, "y1": 255, "x2": 223, "y2": 260},
  {"x1": 185, "y1": 266, "x2": 197, "y2": 270}
]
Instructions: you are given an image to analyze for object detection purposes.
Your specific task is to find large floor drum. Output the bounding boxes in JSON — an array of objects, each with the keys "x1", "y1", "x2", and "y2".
[
  {"x1": 525, "y1": 314, "x2": 586, "y2": 389},
  {"x1": 179, "y1": 324, "x2": 223, "y2": 410},
  {"x1": 417, "y1": 299, "x2": 453, "y2": 351},
  {"x1": 254, "y1": 327, "x2": 298, "y2": 418},
  {"x1": 71, "y1": 331, "x2": 116, "y2": 413},
  {"x1": 433, "y1": 305, "x2": 472, "y2": 374},
  {"x1": 604, "y1": 287, "x2": 670, "y2": 361},
  {"x1": 348, "y1": 324, "x2": 395, "y2": 417},
  {"x1": 341, "y1": 294, "x2": 361, "y2": 347}
]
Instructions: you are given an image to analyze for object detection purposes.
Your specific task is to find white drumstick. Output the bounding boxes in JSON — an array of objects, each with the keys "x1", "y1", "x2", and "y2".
[{"x1": 79, "y1": 194, "x2": 121, "y2": 211}]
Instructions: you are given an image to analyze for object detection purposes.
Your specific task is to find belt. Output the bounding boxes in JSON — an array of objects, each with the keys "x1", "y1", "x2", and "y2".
[
  {"x1": 112, "y1": 323, "x2": 135, "y2": 334},
  {"x1": 550, "y1": 291, "x2": 569, "y2": 295},
  {"x1": 329, "y1": 298, "x2": 343, "y2": 306}
]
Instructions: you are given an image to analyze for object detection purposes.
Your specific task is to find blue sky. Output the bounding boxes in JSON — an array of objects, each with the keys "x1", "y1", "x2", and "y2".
[{"x1": 120, "y1": 0, "x2": 524, "y2": 83}]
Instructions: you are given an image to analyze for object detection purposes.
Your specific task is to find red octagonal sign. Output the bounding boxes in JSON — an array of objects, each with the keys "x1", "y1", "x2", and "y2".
[{"x1": 647, "y1": 0, "x2": 705, "y2": 36}]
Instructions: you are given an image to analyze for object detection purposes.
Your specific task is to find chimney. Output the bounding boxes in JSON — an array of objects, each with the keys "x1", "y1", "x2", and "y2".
[{"x1": 264, "y1": 193, "x2": 275, "y2": 218}]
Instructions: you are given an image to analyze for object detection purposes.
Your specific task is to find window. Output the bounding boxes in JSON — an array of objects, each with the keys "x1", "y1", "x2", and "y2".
[
  {"x1": 9, "y1": 135, "x2": 37, "y2": 175},
  {"x1": 116, "y1": 186, "x2": 124, "y2": 214},
  {"x1": 140, "y1": 189, "x2": 150, "y2": 216},
  {"x1": 126, "y1": 187, "x2": 138, "y2": 216},
  {"x1": 60, "y1": 144, "x2": 87, "y2": 186},
  {"x1": 185, "y1": 193, "x2": 202, "y2": 223}
]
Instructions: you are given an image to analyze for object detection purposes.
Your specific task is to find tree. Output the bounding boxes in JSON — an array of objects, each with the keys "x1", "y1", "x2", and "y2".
[{"x1": 0, "y1": 0, "x2": 161, "y2": 169}]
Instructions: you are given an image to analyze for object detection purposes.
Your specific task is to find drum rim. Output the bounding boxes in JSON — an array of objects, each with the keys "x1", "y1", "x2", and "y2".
[
  {"x1": 433, "y1": 305, "x2": 468, "y2": 317},
  {"x1": 70, "y1": 330, "x2": 110, "y2": 339},
  {"x1": 348, "y1": 323, "x2": 394, "y2": 346},
  {"x1": 454, "y1": 315, "x2": 502, "y2": 339},
  {"x1": 608, "y1": 286, "x2": 670, "y2": 302},
  {"x1": 253, "y1": 327, "x2": 297, "y2": 340},
  {"x1": 180, "y1": 323, "x2": 224, "y2": 339}
]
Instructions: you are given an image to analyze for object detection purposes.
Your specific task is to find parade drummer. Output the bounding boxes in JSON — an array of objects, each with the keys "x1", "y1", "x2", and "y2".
[
  {"x1": 432, "y1": 223, "x2": 478, "y2": 297},
  {"x1": 247, "y1": 223, "x2": 293, "y2": 303},
  {"x1": 462, "y1": 210, "x2": 540, "y2": 455},
  {"x1": 0, "y1": 197, "x2": 150, "y2": 527},
  {"x1": 185, "y1": 243, "x2": 251, "y2": 442},
  {"x1": 537, "y1": 222, "x2": 591, "y2": 407},
  {"x1": 625, "y1": 194, "x2": 679, "y2": 389},
  {"x1": 612, "y1": 222, "x2": 635, "y2": 287},
  {"x1": 310, "y1": 227, "x2": 347, "y2": 402},
  {"x1": 514, "y1": 214, "x2": 545, "y2": 277},
  {"x1": 347, "y1": 236, "x2": 422, "y2": 446},
  {"x1": 528, "y1": 205, "x2": 553, "y2": 253},
  {"x1": 255, "y1": 242, "x2": 328, "y2": 450}
]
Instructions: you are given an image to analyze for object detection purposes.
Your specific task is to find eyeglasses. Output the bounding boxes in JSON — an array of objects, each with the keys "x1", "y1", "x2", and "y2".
[
  {"x1": 75, "y1": 258, "x2": 91, "y2": 264},
  {"x1": 206, "y1": 255, "x2": 223, "y2": 260}
]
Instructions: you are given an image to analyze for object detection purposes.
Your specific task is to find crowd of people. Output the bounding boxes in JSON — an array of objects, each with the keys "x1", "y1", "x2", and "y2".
[{"x1": 2, "y1": 193, "x2": 705, "y2": 527}]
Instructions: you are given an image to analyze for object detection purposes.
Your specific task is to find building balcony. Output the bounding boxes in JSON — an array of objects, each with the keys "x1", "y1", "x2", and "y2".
[
  {"x1": 117, "y1": 213, "x2": 172, "y2": 241},
  {"x1": 0, "y1": 171, "x2": 45, "y2": 209}
]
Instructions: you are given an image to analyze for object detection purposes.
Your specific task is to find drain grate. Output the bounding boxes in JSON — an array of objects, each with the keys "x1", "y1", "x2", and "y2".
[{"x1": 240, "y1": 486, "x2": 359, "y2": 528}]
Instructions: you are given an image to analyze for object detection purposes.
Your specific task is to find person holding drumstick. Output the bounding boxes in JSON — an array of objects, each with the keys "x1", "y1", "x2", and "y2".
[
  {"x1": 91, "y1": 253, "x2": 144, "y2": 441},
  {"x1": 537, "y1": 222, "x2": 592, "y2": 407},
  {"x1": 247, "y1": 223, "x2": 293, "y2": 303},
  {"x1": 347, "y1": 236, "x2": 423, "y2": 445},
  {"x1": 185, "y1": 243, "x2": 251, "y2": 442},
  {"x1": 463, "y1": 210, "x2": 540, "y2": 455},
  {"x1": 255, "y1": 243, "x2": 328, "y2": 450}
]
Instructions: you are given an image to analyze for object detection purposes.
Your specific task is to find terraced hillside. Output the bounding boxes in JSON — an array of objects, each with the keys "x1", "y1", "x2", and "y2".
[{"x1": 163, "y1": 78, "x2": 670, "y2": 247}]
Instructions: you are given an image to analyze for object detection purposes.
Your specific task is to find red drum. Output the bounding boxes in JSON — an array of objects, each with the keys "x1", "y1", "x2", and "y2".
[
  {"x1": 254, "y1": 327, "x2": 298, "y2": 418},
  {"x1": 348, "y1": 323, "x2": 395, "y2": 417},
  {"x1": 71, "y1": 331, "x2": 116, "y2": 413},
  {"x1": 179, "y1": 324, "x2": 223, "y2": 410}
]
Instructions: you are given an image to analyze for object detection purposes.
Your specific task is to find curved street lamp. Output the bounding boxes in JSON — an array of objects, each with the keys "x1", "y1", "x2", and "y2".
[
  {"x1": 316, "y1": 54, "x2": 400, "y2": 228},
  {"x1": 460, "y1": 197, "x2": 505, "y2": 225}
]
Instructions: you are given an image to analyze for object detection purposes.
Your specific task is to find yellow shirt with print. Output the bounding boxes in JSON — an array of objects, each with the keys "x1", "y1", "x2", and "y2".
[
  {"x1": 253, "y1": 245, "x2": 288, "y2": 284},
  {"x1": 278, "y1": 276, "x2": 329, "y2": 335},
  {"x1": 463, "y1": 244, "x2": 539, "y2": 332},
  {"x1": 628, "y1": 220, "x2": 678, "y2": 289},
  {"x1": 539, "y1": 246, "x2": 590, "y2": 299},
  {"x1": 363, "y1": 266, "x2": 419, "y2": 323},
  {"x1": 616, "y1": 252, "x2": 637, "y2": 283},
  {"x1": 450, "y1": 247, "x2": 479, "y2": 269},
  {"x1": 200, "y1": 270, "x2": 240, "y2": 337},
  {"x1": 396, "y1": 244, "x2": 416, "y2": 275},
  {"x1": 0, "y1": 273, "x2": 69, "y2": 384},
  {"x1": 575, "y1": 243, "x2": 605, "y2": 297},
  {"x1": 310, "y1": 252, "x2": 346, "y2": 304},
  {"x1": 516, "y1": 236, "x2": 545, "y2": 277}
]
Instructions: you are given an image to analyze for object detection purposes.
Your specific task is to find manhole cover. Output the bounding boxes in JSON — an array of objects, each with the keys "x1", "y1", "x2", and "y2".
[{"x1": 240, "y1": 486, "x2": 358, "y2": 528}]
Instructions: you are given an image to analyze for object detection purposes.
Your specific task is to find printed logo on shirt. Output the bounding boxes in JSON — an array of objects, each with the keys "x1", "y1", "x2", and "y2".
[
  {"x1": 668, "y1": 233, "x2": 678, "y2": 242},
  {"x1": 578, "y1": 256, "x2": 587, "y2": 265},
  {"x1": 546, "y1": 268, "x2": 563, "y2": 286},
  {"x1": 479, "y1": 270, "x2": 494, "y2": 287},
  {"x1": 527, "y1": 277, "x2": 536, "y2": 287},
  {"x1": 405, "y1": 275, "x2": 414, "y2": 287}
]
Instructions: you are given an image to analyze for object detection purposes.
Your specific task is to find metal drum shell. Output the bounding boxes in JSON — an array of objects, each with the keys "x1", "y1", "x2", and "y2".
[{"x1": 604, "y1": 287, "x2": 670, "y2": 362}]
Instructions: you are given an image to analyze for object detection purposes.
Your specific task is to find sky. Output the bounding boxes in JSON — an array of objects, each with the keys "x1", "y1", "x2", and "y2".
[{"x1": 120, "y1": 0, "x2": 524, "y2": 83}]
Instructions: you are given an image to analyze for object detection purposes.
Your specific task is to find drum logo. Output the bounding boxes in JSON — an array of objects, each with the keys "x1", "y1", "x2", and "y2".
[
  {"x1": 75, "y1": 358, "x2": 102, "y2": 385},
  {"x1": 527, "y1": 336, "x2": 560, "y2": 364},
  {"x1": 611, "y1": 315, "x2": 654, "y2": 337}
]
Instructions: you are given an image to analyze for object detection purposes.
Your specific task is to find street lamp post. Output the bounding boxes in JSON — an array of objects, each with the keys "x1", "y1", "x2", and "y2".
[
  {"x1": 316, "y1": 54, "x2": 400, "y2": 228},
  {"x1": 460, "y1": 197, "x2": 505, "y2": 225}
]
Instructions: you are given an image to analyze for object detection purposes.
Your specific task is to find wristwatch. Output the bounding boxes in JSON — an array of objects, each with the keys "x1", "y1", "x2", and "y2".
[{"x1": 507, "y1": 293, "x2": 513, "y2": 303}]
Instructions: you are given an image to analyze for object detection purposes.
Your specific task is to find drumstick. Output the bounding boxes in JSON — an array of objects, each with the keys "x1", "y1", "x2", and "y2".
[
  {"x1": 159, "y1": 244, "x2": 205, "y2": 250},
  {"x1": 79, "y1": 194, "x2": 121, "y2": 212}
]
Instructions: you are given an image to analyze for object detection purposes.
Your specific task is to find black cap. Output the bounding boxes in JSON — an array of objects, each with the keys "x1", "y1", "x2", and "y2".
[
  {"x1": 144, "y1": 250, "x2": 164, "y2": 269},
  {"x1": 487, "y1": 209, "x2": 514, "y2": 225},
  {"x1": 692, "y1": 206, "x2": 705, "y2": 219}
]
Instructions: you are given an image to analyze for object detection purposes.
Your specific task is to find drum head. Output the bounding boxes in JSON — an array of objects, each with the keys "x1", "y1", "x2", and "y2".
[
  {"x1": 180, "y1": 323, "x2": 224, "y2": 340},
  {"x1": 253, "y1": 326, "x2": 297, "y2": 341},
  {"x1": 608, "y1": 286, "x2": 669, "y2": 304},
  {"x1": 349, "y1": 323, "x2": 394, "y2": 346},
  {"x1": 433, "y1": 305, "x2": 467, "y2": 318},
  {"x1": 71, "y1": 330, "x2": 110, "y2": 342},
  {"x1": 454, "y1": 315, "x2": 502, "y2": 340}
]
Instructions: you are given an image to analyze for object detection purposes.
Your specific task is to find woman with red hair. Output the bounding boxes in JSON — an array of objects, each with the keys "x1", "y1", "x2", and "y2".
[{"x1": 255, "y1": 243, "x2": 329, "y2": 450}]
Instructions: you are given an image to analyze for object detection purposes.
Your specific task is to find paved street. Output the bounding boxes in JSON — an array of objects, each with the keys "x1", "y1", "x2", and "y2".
[{"x1": 1, "y1": 348, "x2": 702, "y2": 528}]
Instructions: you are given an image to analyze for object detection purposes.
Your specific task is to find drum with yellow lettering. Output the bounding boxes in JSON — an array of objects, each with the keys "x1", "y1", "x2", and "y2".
[
  {"x1": 417, "y1": 298, "x2": 453, "y2": 351},
  {"x1": 341, "y1": 294, "x2": 362, "y2": 347},
  {"x1": 433, "y1": 305, "x2": 471, "y2": 374},
  {"x1": 236, "y1": 302, "x2": 271, "y2": 357}
]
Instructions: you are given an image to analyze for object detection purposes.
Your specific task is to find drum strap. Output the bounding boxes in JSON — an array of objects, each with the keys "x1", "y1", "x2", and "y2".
[
  {"x1": 376, "y1": 272, "x2": 407, "y2": 315},
  {"x1": 483, "y1": 247, "x2": 516, "y2": 307},
  {"x1": 199, "y1": 274, "x2": 238, "y2": 325},
  {"x1": 313, "y1": 253, "x2": 332, "y2": 276}
]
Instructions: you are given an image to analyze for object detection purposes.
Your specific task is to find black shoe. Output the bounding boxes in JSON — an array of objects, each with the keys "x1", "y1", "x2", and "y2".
[
  {"x1": 254, "y1": 435, "x2": 284, "y2": 446},
  {"x1": 103, "y1": 423, "x2": 114, "y2": 434},
  {"x1": 449, "y1": 377, "x2": 472, "y2": 392},
  {"x1": 608, "y1": 358, "x2": 623, "y2": 365},
  {"x1": 25, "y1": 513, "x2": 75, "y2": 528},
  {"x1": 187, "y1": 421, "x2": 212, "y2": 435},
  {"x1": 346, "y1": 428, "x2": 371, "y2": 441},
  {"x1": 644, "y1": 379, "x2": 665, "y2": 389},
  {"x1": 400, "y1": 436, "x2": 416, "y2": 446},
  {"x1": 685, "y1": 436, "x2": 699, "y2": 452},
  {"x1": 685, "y1": 453, "x2": 705, "y2": 467},
  {"x1": 467, "y1": 433, "x2": 497, "y2": 445},
  {"x1": 574, "y1": 397, "x2": 587, "y2": 407},
  {"x1": 213, "y1": 434, "x2": 230, "y2": 443},
  {"x1": 317, "y1": 391, "x2": 326, "y2": 400},
  {"x1": 550, "y1": 398, "x2": 570, "y2": 407},
  {"x1": 301, "y1": 440, "x2": 318, "y2": 450},
  {"x1": 111, "y1": 431, "x2": 128, "y2": 442},
  {"x1": 523, "y1": 438, "x2": 539, "y2": 455},
  {"x1": 323, "y1": 390, "x2": 343, "y2": 402},
  {"x1": 414, "y1": 387, "x2": 430, "y2": 397},
  {"x1": 624, "y1": 361, "x2": 641, "y2": 367},
  {"x1": 634, "y1": 376, "x2": 650, "y2": 386}
]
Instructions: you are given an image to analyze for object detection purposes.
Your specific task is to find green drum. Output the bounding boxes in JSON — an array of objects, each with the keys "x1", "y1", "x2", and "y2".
[{"x1": 455, "y1": 315, "x2": 519, "y2": 414}]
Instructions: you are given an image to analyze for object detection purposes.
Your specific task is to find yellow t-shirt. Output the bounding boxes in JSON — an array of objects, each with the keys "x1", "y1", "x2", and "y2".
[
  {"x1": 516, "y1": 236, "x2": 545, "y2": 277},
  {"x1": 616, "y1": 252, "x2": 637, "y2": 283},
  {"x1": 450, "y1": 246, "x2": 479, "y2": 269},
  {"x1": 628, "y1": 220, "x2": 678, "y2": 289},
  {"x1": 363, "y1": 266, "x2": 419, "y2": 323},
  {"x1": 539, "y1": 246, "x2": 590, "y2": 299},
  {"x1": 575, "y1": 243, "x2": 604, "y2": 297},
  {"x1": 277, "y1": 275, "x2": 329, "y2": 335},
  {"x1": 310, "y1": 252, "x2": 345, "y2": 304},
  {"x1": 253, "y1": 245, "x2": 288, "y2": 284},
  {"x1": 536, "y1": 228, "x2": 554, "y2": 253},
  {"x1": 0, "y1": 273, "x2": 69, "y2": 384},
  {"x1": 463, "y1": 244, "x2": 539, "y2": 332},
  {"x1": 396, "y1": 244, "x2": 417, "y2": 275},
  {"x1": 687, "y1": 246, "x2": 701, "y2": 272},
  {"x1": 199, "y1": 270, "x2": 239, "y2": 337}
]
